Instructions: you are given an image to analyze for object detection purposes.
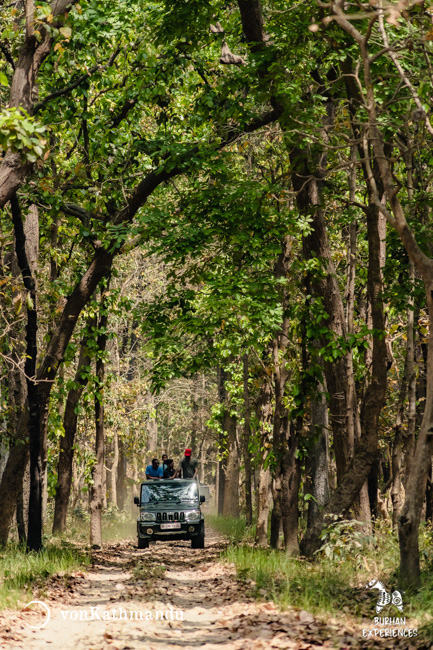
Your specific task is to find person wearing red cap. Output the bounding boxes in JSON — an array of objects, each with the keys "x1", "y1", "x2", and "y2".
[{"x1": 180, "y1": 448, "x2": 198, "y2": 479}]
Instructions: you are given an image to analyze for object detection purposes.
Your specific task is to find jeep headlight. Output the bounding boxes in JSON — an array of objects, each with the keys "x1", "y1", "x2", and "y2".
[
  {"x1": 185, "y1": 510, "x2": 201, "y2": 522},
  {"x1": 140, "y1": 512, "x2": 156, "y2": 522}
]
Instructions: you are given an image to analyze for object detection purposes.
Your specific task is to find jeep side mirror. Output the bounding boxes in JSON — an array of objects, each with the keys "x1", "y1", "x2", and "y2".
[
  {"x1": 200, "y1": 495, "x2": 205, "y2": 503},
  {"x1": 134, "y1": 496, "x2": 139, "y2": 505}
]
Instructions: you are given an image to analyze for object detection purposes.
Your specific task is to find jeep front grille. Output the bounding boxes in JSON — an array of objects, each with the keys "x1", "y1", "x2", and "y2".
[{"x1": 156, "y1": 511, "x2": 185, "y2": 522}]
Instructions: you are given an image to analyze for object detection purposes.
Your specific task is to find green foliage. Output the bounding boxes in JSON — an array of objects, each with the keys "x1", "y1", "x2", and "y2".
[
  {"x1": 0, "y1": 108, "x2": 48, "y2": 162},
  {"x1": 317, "y1": 515, "x2": 375, "y2": 562}
]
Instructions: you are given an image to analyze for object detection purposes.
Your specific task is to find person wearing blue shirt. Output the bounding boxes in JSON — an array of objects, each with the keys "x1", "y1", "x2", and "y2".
[{"x1": 146, "y1": 458, "x2": 163, "y2": 480}]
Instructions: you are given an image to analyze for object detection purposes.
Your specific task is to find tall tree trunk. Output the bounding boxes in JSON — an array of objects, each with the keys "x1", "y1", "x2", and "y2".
[
  {"x1": 53, "y1": 337, "x2": 91, "y2": 534},
  {"x1": 0, "y1": 335, "x2": 27, "y2": 543},
  {"x1": 116, "y1": 438, "x2": 127, "y2": 510},
  {"x1": 222, "y1": 411, "x2": 239, "y2": 518},
  {"x1": 242, "y1": 354, "x2": 253, "y2": 525},
  {"x1": 89, "y1": 286, "x2": 109, "y2": 547},
  {"x1": 255, "y1": 380, "x2": 273, "y2": 545},
  {"x1": 307, "y1": 356, "x2": 329, "y2": 532},
  {"x1": 426, "y1": 460, "x2": 433, "y2": 524},
  {"x1": 191, "y1": 375, "x2": 200, "y2": 452},
  {"x1": 10, "y1": 195, "x2": 42, "y2": 551},
  {"x1": 110, "y1": 431, "x2": 119, "y2": 507},
  {"x1": 280, "y1": 422, "x2": 302, "y2": 555},
  {"x1": 390, "y1": 266, "x2": 415, "y2": 526},
  {"x1": 398, "y1": 296, "x2": 433, "y2": 587},
  {"x1": 216, "y1": 458, "x2": 225, "y2": 516},
  {"x1": 17, "y1": 460, "x2": 30, "y2": 543},
  {"x1": 0, "y1": 442, "x2": 29, "y2": 544},
  {"x1": 217, "y1": 366, "x2": 227, "y2": 516}
]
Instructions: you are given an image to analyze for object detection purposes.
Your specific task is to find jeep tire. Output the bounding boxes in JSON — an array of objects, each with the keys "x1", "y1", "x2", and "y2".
[
  {"x1": 191, "y1": 522, "x2": 205, "y2": 549},
  {"x1": 137, "y1": 537, "x2": 149, "y2": 549}
]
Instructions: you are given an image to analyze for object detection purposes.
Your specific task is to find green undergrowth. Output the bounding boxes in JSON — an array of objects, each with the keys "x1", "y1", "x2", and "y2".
[
  {"x1": 211, "y1": 516, "x2": 433, "y2": 642},
  {"x1": 207, "y1": 514, "x2": 256, "y2": 544},
  {"x1": 0, "y1": 508, "x2": 135, "y2": 611},
  {"x1": 0, "y1": 542, "x2": 89, "y2": 610}
]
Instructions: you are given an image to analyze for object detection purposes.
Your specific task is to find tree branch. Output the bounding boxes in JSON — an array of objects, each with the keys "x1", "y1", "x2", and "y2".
[
  {"x1": 33, "y1": 48, "x2": 121, "y2": 115},
  {"x1": 378, "y1": 11, "x2": 433, "y2": 137}
]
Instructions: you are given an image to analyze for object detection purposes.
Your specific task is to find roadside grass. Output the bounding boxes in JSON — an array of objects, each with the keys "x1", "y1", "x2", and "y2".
[
  {"x1": 206, "y1": 514, "x2": 256, "y2": 544},
  {"x1": 0, "y1": 542, "x2": 89, "y2": 610},
  {"x1": 0, "y1": 508, "x2": 136, "y2": 611},
  {"x1": 211, "y1": 516, "x2": 433, "y2": 642}
]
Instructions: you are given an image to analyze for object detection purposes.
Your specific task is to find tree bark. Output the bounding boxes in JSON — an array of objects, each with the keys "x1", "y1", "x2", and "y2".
[
  {"x1": 281, "y1": 423, "x2": 302, "y2": 555},
  {"x1": 17, "y1": 460, "x2": 30, "y2": 543},
  {"x1": 0, "y1": 1, "x2": 79, "y2": 208},
  {"x1": 110, "y1": 431, "x2": 119, "y2": 507},
  {"x1": 191, "y1": 375, "x2": 200, "y2": 452},
  {"x1": 254, "y1": 379, "x2": 272, "y2": 544},
  {"x1": 10, "y1": 195, "x2": 42, "y2": 551},
  {"x1": 89, "y1": 286, "x2": 109, "y2": 547},
  {"x1": 307, "y1": 355, "x2": 329, "y2": 532},
  {"x1": 116, "y1": 437, "x2": 127, "y2": 510},
  {"x1": 0, "y1": 442, "x2": 29, "y2": 544},
  {"x1": 52, "y1": 337, "x2": 91, "y2": 534},
  {"x1": 242, "y1": 354, "x2": 253, "y2": 525},
  {"x1": 222, "y1": 408, "x2": 239, "y2": 518}
]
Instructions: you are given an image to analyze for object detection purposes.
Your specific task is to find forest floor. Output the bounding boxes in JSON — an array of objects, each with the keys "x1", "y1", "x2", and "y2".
[{"x1": 0, "y1": 529, "x2": 430, "y2": 650}]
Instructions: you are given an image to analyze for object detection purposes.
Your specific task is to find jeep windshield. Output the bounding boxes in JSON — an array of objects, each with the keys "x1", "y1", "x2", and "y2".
[{"x1": 140, "y1": 482, "x2": 199, "y2": 505}]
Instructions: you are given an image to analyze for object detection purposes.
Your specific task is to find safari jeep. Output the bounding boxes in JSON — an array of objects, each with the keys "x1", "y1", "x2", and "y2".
[{"x1": 134, "y1": 479, "x2": 205, "y2": 549}]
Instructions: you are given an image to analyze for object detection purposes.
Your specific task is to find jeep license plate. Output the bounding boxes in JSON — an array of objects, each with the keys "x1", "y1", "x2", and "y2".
[{"x1": 160, "y1": 522, "x2": 181, "y2": 530}]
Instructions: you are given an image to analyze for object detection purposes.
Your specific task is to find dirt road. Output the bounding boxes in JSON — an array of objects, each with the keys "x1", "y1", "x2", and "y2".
[{"x1": 0, "y1": 530, "x2": 428, "y2": 649}]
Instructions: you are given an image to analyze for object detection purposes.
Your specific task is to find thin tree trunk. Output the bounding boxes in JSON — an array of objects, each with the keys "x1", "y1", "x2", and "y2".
[
  {"x1": 89, "y1": 286, "x2": 110, "y2": 547},
  {"x1": 242, "y1": 354, "x2": 253, "y2": 525},
  {"x1": 116, "y1": 438, "x2": 126, "y2": 510},
  {"x1": 256, "y1": 467, "x2": 271, "y2": 546},
  {"x1": 426, "y1": 460, "x2": 433, "y2": 523},
  {"x1": 191, "y1": 375, "x2": 199, "y2": 452},
  {"x1": 398, "y1": 297, "x2": 433, "y2": 587},
  {"x1": 255, "y1": 380, "x2": 273, "y2": 545},
  {"x1": 222, "y1": 367, "x2": 240, "y2": 519},
  {"x1": 281, "y1": 422, "x2": 302, "y2": 555},
  {"x1": 390, "y1": 263, "x2": 415, "y2": 526},
  {"x1": 270, "y1": 496, "x2": 282, "y2": 550},
  {"x1": 217, "y1": 366, "x2": 226, "y2": 516},
  {"x1": 17, "y1": 460, "x2": 30, "y2": 543},
  {"x1": 0, "y1": 339, "x2": 27, "y2": 543},
  {"x1": 53, "y1": 337, "x2": 91, "y2": 534},
  {"x1": 10, "y1": 195, "x2": 41, "y2": 551},
  {"x1": 0, "y1": 442, "x2": 29, "y2": 544},
  {"x1": 307, "y1": 357, "x2": 329, "y2": 531},
  {"x1": 110, "y1": 431, "x2": 119, "y2": 507}
]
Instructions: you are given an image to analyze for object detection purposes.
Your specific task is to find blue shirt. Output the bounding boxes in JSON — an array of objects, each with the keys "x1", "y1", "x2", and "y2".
[{"x1": 146, "y1": 464, "x2": 163, "y2": 478}]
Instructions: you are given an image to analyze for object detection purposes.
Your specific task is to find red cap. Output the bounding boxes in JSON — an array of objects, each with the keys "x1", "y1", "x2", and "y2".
[{"x1": 184, "y1": 448, "x2": 192, "y2": 456}]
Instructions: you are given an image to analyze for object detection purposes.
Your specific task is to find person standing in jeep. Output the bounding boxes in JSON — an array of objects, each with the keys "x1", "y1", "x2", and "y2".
[{"x1": 180, "y1": 448, "x2": 198, "y2": 479}]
